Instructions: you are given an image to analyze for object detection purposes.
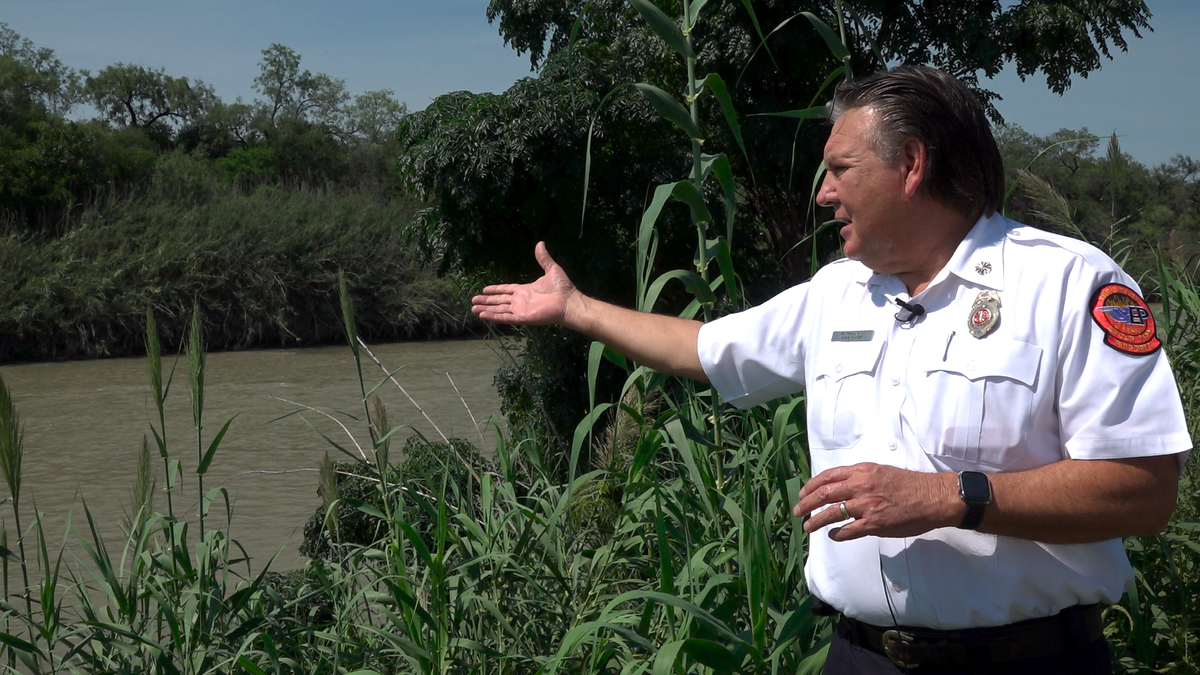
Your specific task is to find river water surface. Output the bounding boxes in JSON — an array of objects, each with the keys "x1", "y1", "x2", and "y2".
[{"x1": 0, "y1": 339, "x2": 505, "y2": 579}]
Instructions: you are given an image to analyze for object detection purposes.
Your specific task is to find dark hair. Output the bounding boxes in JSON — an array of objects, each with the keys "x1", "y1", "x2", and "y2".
[{"x1": 829, "y1": 66, "x2": 1004, "y2": 220}]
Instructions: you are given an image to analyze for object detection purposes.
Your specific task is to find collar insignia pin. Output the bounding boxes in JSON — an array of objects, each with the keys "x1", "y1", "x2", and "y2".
[
  {"x1": 968, "y1": 291, "x2": 1001, "y2": 338},
  {"x1": 975, "y1": 262, "x2": 992, "y2": 275}
]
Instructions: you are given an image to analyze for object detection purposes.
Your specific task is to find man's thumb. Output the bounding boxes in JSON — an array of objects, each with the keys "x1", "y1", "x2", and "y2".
[{"x1": 534, "y1": 241, "x2": 557, "y2": 272}]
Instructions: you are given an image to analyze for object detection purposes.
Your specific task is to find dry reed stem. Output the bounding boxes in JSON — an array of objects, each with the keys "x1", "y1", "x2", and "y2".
[
  {"x1": 270, "y1": 396, "x2": 369, "y2": 461},
  {"x1": 355, "y1": 338, "x2": 481, "y2": 484},
  {"x1": 446, "y1": 372, "x2": 487, "y2": 450}
]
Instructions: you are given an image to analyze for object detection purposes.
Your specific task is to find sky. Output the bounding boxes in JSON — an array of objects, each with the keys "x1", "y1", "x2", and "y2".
[{"x1": 2, "y1": 0, "x2": 1197, "y2": 167}]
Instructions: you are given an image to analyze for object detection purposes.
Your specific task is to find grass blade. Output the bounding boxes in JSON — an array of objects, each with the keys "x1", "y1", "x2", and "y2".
[{"x1": 628, "y1": 0, "x2": 694, "y2": 59}]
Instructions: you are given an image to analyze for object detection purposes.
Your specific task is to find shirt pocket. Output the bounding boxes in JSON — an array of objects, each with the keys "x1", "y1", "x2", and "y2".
[
  {"x1": 914, "y1": 336, "x2": 1043, "y2": 469},
  {"x1": 808, "y1": 340, "x2": 884, "y2": 450}
]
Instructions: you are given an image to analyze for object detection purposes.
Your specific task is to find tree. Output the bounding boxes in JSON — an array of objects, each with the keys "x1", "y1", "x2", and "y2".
[
  {"x1": 338, "y1": 89, "x2": 408, "y2": 145},
  {"x1": 0, "y1": 22, "x2": 80, "y2": 116},
  {"x1": 253, "y1": 44, "x2": 349, "y2": 132},
  {"x1": 83, "y1": 64, "x2": 216, "y2": 146}
]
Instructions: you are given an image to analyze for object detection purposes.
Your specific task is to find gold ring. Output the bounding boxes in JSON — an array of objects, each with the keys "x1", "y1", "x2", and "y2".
[{"x1": 839, "y1": 501, "x2": 850, "y2": 520}]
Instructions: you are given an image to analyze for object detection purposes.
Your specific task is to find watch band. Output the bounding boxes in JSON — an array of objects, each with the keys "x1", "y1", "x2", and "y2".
[{"x1": 959, "y1": 500, "x2": 987, "y2": 530}]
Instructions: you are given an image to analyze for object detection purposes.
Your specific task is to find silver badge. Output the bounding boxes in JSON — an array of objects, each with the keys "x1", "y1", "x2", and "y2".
[
  {"x1": 968, "y1": 291, "x2": 1001, "y2": 338},
  {"x1": 975, "y1": 262, "x2": 993, "y2": 275}
]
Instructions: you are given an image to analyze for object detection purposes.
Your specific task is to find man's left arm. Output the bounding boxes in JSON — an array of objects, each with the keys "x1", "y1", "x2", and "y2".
[{"x1": 794, "y1": 454, "x2": 1181, "y2": 544}]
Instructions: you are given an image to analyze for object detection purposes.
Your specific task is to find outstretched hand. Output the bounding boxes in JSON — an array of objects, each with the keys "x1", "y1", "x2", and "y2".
[{"x1": 472, "y1": 242, "x2": 578, "y2": 326}]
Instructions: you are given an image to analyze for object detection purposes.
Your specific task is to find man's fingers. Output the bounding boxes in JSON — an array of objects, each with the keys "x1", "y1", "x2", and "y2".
[
  {"x1": 797, "y1": 465, "x2": 854, "y2": 500},
  {"x1": 472, "y1": 295, "x2": 513, "y2": 307},
  {"x1": 476, "y1": 311, "x2": 518, "y2": 324},
  {"x1": 827, "y1": 520, "x2": 868, "y2": 542},
  {"x1": 793, "y1": 474, "x2": 857, "y2": 519},
  {"x1": 478, "y1": 284, "x2": 522, "y2": 296}
]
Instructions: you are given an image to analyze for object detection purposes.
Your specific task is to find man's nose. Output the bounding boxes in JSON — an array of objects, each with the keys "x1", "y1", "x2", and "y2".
[{"x1": 816, "y1": 175, "x2": 836, "y2": 207}]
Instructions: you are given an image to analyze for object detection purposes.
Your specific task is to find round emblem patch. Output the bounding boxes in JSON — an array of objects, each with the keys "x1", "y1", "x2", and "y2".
[{"x1": 1090, "y1": 284, "x2": 1160, "y2": 355}]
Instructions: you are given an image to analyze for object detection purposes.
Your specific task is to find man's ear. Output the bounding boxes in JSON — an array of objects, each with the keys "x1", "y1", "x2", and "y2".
[{"x1": 898, "y1": 137, "x2": 927, "y2": 198}]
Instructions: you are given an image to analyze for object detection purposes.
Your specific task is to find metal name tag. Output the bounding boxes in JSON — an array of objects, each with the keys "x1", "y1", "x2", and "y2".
[{"x1": 831, "y1": 330, "x2": 875, "y2": 342}]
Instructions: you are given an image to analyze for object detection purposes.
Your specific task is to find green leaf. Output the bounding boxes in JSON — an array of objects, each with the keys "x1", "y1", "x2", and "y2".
[
  {"x1": 149, "y1": 424, "x2": 168, "y2": 459},
  {"x1": 628, "y1": 0, "x2": 694, "y2": 59},
  {"x1": 200, "y1": 486, "x2": 229, "y2": 520},
  {"x1": 634, "y1": 83, "x2": 702, "y2": 141},
  {"x1": 713, "y1": 237, "x2": 739, "y2": 300},
  {"x1": 603, "y1": 590, "x2": 745, "y2": 645},
  {"x1": 845, "y1": 4, "x2": 885, "y2": 69},
  {"x1": 196, "y1": 415, "x2": 237, "y2": 475},
  {"x1": 236, "y1": 658, "x2": 268, "y2": 675},
  {"x1": 755, "y1": 105, "x2": 828, "y2": 121},
  {"x1": 570, "y1": 403, "x2": 613, "y2": 484},
  {"x1": 0, "y1": 631, "x2": 42, "y2": 655},
  {"x1": 581, "y1": 83, "x2": 634, "y2": 232},
  {"x1": 167, "y1": 458, "x2": 181, "y2": 489},
  {"x1": 664, "y1": 417, "x2": 716, "y2": 520},
  {"x1": 637, "y1": 181, "x2": 681, "y2": 311},
  {"x1": 681, "y1": 638, "x2": 740, "y2": 672},
  {"x1": 801, "y1": 11, "x2": 850, "y2": 62},
  {"x1": 701, "y1": 153, "x2": 737, "y2": 241},
  {"x1": 736, "y1": 0, "x2": 778, "y2": 70},
  {"x1": 652, "y1": 639, "x2": 688, "y2": 675},
  {"x1": 688, "y1": 0, "x2": 712, "y2": 29},
  {"x1": 702, "y1": 73, "x2": 748, "y2": 167},
  {"x1": 670, "y1": 180, "x2": 714, "y2": 227},
  {"x1": 587, "y1": 340, "x2": 605, "y2": 414},
  {"x1": 345, "y1": 498, "x2": 387, "y2": 520},
  {"x1": 644, "y1": 270, "x2": 717, "y2": 314}
]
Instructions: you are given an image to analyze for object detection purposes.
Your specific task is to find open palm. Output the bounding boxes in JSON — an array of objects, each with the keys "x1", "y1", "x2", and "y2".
[{"x1": 471, "y1": 242, "x2": 577, "y2": 325}]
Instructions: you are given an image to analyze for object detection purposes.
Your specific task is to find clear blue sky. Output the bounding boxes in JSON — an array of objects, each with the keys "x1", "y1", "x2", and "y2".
[{"x1": 3, "y1": 0, "x2": 1196, "y2": 166}]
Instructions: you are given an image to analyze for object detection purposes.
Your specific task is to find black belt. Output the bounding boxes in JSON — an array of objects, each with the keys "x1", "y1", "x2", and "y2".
[{"x1": 844, "y1": 604, "x2": 1105, "y2": 669}]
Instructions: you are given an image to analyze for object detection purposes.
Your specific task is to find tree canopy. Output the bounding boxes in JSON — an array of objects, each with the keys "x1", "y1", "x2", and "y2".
[{"x1": 406, "y1": 0, "x2": 1155, "y2": 287}]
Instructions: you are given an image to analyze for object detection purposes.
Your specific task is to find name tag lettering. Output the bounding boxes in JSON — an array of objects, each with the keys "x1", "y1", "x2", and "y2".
[{"x1": 831, "y1": 330, "x2": 875, "y2": 342}]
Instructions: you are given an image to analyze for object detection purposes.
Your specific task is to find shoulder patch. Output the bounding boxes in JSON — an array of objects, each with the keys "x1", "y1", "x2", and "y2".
[{"x1": 1090, "y1": 283, "x2": 1161, "y2": 355}]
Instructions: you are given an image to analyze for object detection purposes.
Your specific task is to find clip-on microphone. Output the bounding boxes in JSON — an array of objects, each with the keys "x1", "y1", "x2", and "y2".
[{"x1": 894, "y1": 298, "x2": 926, "y2": 323}]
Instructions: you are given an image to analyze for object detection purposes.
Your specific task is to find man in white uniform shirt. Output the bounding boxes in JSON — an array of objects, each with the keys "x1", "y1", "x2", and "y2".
[{"x1": 472, "y1": 66, "x2": 1191, "y2": 673}]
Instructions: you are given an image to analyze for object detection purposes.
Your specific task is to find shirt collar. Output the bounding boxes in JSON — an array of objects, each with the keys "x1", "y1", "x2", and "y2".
[
  {"x1": 863, "y1": 211, "x2": 1008, "y2": 292},
  {"x1": 946, "y1": 212, "x2": 1007, "y2": 291}
]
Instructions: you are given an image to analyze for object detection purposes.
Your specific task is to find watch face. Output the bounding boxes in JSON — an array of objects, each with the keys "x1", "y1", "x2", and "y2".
[{"x1": 959, "y1": 471, "x2": 991, "y2": 504}]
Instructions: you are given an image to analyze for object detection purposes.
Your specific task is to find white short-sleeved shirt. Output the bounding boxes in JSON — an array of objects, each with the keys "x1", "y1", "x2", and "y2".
[{"x1": 697, "y1": 213, "x2": 1192, "y2": 629}]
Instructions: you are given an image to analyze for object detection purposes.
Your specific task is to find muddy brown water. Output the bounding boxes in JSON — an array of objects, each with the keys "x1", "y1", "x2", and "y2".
[{"x1": 0, "y1": 339, "x2": 506, "y2": 582}]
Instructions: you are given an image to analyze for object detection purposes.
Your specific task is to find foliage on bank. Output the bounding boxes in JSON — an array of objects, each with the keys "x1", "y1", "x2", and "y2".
[{"x1": 0, "y1": 170, "x2": 474, "y2": 363}]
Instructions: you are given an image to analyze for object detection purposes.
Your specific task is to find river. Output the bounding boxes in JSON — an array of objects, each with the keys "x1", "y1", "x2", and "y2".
[{"x1": 0, "y1": 339, "x2": 507, "y2": 580}]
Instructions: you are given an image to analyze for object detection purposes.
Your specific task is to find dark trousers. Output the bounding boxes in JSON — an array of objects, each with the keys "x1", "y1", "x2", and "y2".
[{"x1": 824, "y1": 616, "x2": 1112, "y2": 675}]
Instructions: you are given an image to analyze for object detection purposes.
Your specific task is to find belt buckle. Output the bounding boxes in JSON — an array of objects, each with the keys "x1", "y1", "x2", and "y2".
[{"x1": 881, "y1": 629, "x2": 920, "y2": 669}]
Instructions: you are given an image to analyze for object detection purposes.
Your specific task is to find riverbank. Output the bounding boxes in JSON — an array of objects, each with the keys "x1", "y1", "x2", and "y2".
[{"x1": 0, "y1": 186, "x2": 481, "y2": 364}]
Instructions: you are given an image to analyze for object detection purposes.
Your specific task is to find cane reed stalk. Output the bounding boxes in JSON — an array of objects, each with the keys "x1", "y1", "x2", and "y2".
[{"x1": 0, "y1": 374, "x2": 33, "y2": 630}]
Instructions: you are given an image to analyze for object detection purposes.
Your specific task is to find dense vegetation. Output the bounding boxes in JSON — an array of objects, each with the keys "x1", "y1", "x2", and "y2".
[
  {"x1": 1, "y1": 26, "x2": 471, "y2": 363},
  {"x1": 1, "y1": 1, "x2": 1198, "y2": 673}
]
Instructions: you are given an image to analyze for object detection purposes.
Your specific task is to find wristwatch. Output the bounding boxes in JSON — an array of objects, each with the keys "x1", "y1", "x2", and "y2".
[{"x1": 957, "y1": 471, "x2": 992, "y2": 530}]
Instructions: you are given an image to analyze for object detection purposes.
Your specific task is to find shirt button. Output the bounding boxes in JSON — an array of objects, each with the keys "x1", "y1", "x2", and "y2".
[
  {"x1": 835, "y1": 364, "x2": 843, "y2": 374},
  {"x1": 891, "y1": 376, "x2": 900, "y2": 386},
  {"x1": 888, "y1": 441, "x2": 898, "y2": 451},
  {"x1": 968, "y1": 360, "x2": 978, "y2": 372},
  {"x1": 891, "y1": 581, "x2": 903, "y2": 592}
]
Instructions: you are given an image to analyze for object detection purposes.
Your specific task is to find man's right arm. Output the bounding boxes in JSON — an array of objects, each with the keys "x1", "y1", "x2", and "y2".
[{"x1": 471, "y1": 242, "x2": 708, "y2": 382}]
